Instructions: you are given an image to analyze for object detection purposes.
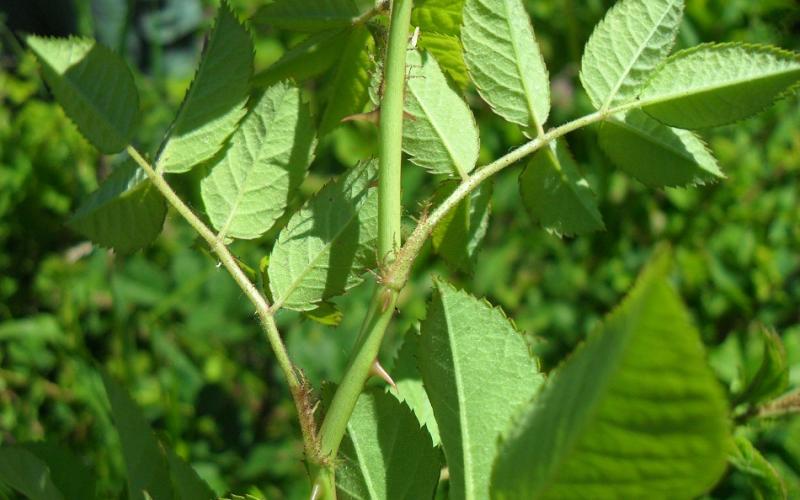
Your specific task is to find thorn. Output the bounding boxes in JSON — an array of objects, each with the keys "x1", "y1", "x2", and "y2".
[
  {"x1": 380, "y1": 288, "x2": 393, "y2": 312},
  {"x1": 409, "y1": 26, "x2": 421, "y2": 49},
  {"x1": 370, "y1": 359, "x2": 397, "y2": 390},
  {"x1": 216, "y1": 261, "x2": 222, "y2": 268},
  {"x1": 341, "y1": 108, "x2": 380, "y2": 125},
  {"x1": 403, "y1": 110, "x2": 417, "y2": 122},
  {"x1": 309, "y1": 483, "x2": 321, "y2": 500}
]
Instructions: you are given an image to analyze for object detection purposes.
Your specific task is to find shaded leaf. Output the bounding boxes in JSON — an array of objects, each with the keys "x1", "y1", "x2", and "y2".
[
  {"x1": 268, "y1": 161, "x2": 378, "y2": 311},
  {"x1": 432, "y1": 180, "x2": 491, "y2": 273},
  {"x1": 27, "y1": 36, "x2": 138, "y2": 153},
  {"x1": 404, "y1": 50, "x2": 479, "y2": 178},
  {"x1": 519, "y1": 139, "x2": 603, "y2": 236},
  {"x1": 15, "y1": 443, "x2": 96, "y2": 500},
  {"x1": 201, "y1": 82, "x2": 316, "y2": 240},
  {"x1": 69, "y1": 160, "x2": 166, "y2": 253},
  {"x1": 319, "y1": 27, "x2": 375, "y2": 135},
  {"x1": 302, "y1": 301, "x2": 343, "y2": 326},
  {"x1": 253, "y1": 29, "x2": 350, "y2": 88},
  {"x1": 581, "y1": 0, "x2": 684, "y2": 110},
  {"x1": 167, "y1": 449, "x2": 215, "y2": 500},
  {"x1": 599, "y1": 109, "x2": 723, "y2": 187},
  {"x1": 0, "y1": 447, "x2": 64, "y2": 500},
  {"x1": 337, "y1": 389, "x2": 441, "y2": 500},
  {"x1": 418, "y1": 281, "x2": 543, "y2": 500},
  {"x1": 102, "y1": 373, "x2": 173, "y2": 500},
  {"x1": 156, "y1": 1, "x2": 254, "y2": 173},
  {"x1": 491, "y1": 251, "x2": 730, "y2": 499},
  {"x1": 639, "y1": 43, "x2": 800, "y2": 129},
  {"x1": 253, "y1": 0, "x2": 364, "y2": 33},
  {"x1": 735, "y1": 327, "x2": 789, "y2": 406},
  {"x1": 462, "y1": 0, "x2": 550, "y2": 130},
  {"x1": 388, "y1": 329, "x2": 440, "y2": 446}
]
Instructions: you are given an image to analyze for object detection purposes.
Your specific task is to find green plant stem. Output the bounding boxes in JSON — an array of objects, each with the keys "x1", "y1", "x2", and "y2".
[
  {"x1": 125, "y1": 146, "x2": 320, "y2": 464},
  {"x1": 377, "y1": 0, "x2": 413, "y2": 263}
]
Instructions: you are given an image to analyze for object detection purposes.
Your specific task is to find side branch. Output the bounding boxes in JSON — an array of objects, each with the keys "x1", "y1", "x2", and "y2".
[{"x1": 126, "y1": 146, "x2": 320, "y2": 462}]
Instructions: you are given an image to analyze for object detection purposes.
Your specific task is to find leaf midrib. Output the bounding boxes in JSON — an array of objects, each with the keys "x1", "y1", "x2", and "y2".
[
  {"x1": 501, "y1": 0, "x2": 542, "y2": 132},
  {"x1": 601, "y1": 0, "x2": 680, "y2": 111}
]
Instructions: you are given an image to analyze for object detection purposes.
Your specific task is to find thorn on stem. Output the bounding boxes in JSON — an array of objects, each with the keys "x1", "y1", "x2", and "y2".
[
  {"x1": 370, "y1": 359, "x2": 397, "y2": 390},
  {"x1": 341, "y1": 108, "x2": 380, "y2": 125}
]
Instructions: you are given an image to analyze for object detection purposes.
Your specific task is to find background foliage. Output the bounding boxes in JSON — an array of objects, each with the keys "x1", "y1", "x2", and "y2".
[{"x1": 1, "y1": 0, "x2": 799, "y2": 498}]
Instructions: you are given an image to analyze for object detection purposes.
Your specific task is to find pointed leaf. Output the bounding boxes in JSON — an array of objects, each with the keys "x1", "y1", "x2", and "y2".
[
  {"x1": 638, "y1": 43, "x2": 800, "y2": 129},
  {"x1": 201, "y1": 82, "x2": 315, "y2": 241},
  {"x1": 411, "y1": 0, "x2": 469, "y2": 88},
  {"x1": 730, "y1": 436, "x2": 787, "y2": 500},
  {"x1": 102, "y1": 373, "x2": 173, "y2": 500},
  {"x1": 157, "y1": 2, "x2": 254, "y2": 173},
  {"x1": 491, "y1": 251, "x2": 730, "y2": 499},
  {"x1": 432, "y1": 180, "x2": 491, "y2": 273},
  {"x1": 404, "y1": 50, "x2": 479, "y2": 178},
  {"x1": 388, "y1": 329, "x2": 441, "y2": 446},
  {"x1": 519, "y1": 139, "x2": 603, "y2": 236},
  {"x1": 69, "y1": 160, "x2": 166, "y2": 254},
  {"x1": 269, "y1": 161, "x2": 378, "y2": 311},
  {"x1": 167, "y1": 450, "x2": 215, "y2": 500},
  {"x1": 735, "y1": 327, "x2": 789, "y2": 406},
  {"x1": 0, "y1": 447, "x2": 64, "y2": 500},
  {"x1": 253, "y1": 0, "x2": 364, "y2": 33},
  {"x1": 319, "y1": 27, "x2": 375, "y2": 135},
  {"x1": 462, "y1": 0, "x2": 550, "y2": 129},
  {"x1": 253, "y1": 29, "x2": 350, "y2": 88},
  {"x1": 26, "y1": 36, "x2": 139, "y2": 153},
  {"x1": 599, "y1": 109, "x2": 723, "y2": 187},
  {"x1": 581, "y1": 0, "x2": 684, "y2": 110},
  {"x1": 418, "y1": 281, "x2": 544, "y2": 500},
  {"x1": 337, "y1": 389, "x2": 441, "y2": 500},
  {"x1": 12, "y1": 443, "x2": 96, "y2": 500}
]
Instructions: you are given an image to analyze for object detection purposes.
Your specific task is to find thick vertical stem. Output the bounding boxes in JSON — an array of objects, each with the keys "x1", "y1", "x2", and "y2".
[
  {"x1": 377, "y1": 0, "x2": 413, "y2": 264},
  {"x1": 310, "y1": 0, "x2": 413, "y2": 496}
]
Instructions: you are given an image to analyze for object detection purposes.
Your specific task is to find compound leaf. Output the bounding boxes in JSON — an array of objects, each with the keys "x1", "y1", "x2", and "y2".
[
  {"x1": 404, "y1": 50, "x2": 479, "y2": 178},
  {"x1": 599, "y1": 109, "x2": 723, "y2": 187},
  {"x1": 337, "y1": 389, "x2": 441, "y2": 500},
  {"x1": 432, "y1": 180, "x2": 491, "y2": 273},
  {"x1": 418, "y1": 281, "x2": 544, "y2": 500},
  {"x1": 638, "y1": 43, "x2": 800, "y2": 129},
  {"x1": 581, "y1": 0, "x2": 684, "y2": 110},
  {"x1": 269, "y1": 161, "x2": 378, "y2": 311},
  {"x1": 253, "y1": 0, "x2": 364, "y2": 33},
  {"x1": 491, "y1": 251, "x2": 730, "y2": 499},
  {"x1": 319, "y1": 27, "x2": 375, "y2": 135},
  {"x1": 462, "y1": 0, "x2": 550, "y2": 130},
  {"x1": 519, "y1": 139, "x2": 603, "y2": 236},
  {"x1": 69, "y1": 160, "x2": 166, "y2": 254},
  {"x1": 26, "y1": 36, "x2": 138, "y2": 153},
  {"x1": 156, "y1": 2, "x2": 253, "y2": 173},
  {"x1": 201, "y1": 81, "x2": 315, "y2": 240}
]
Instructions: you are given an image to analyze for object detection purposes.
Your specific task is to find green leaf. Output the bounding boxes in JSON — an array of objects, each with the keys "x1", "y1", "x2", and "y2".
[
  {"x1": 201, "y1": 82, "x2": 315, "y2": 241},
  {"x1": 167, "y1": 449, "x2": 216, "y2": 500},
  {"x1": 735, "y1": 327, "x2": 789, "y2": 406},
  {"x1": 388, "y1": 329, "x2": 441, "y2": 446},
  {"x1": 411, "y1": 0, "x2": 469, "y2": 88},
  {"x1": 337, "y1": 388, "x2": 441, "y2": 500},
  {"x1": 319, "y1": 27, "x2": 375, "y2": 135},
  {"x1": 491, "y1": 250, "x2": 730, "y2": 499},
  {"x1": 638, "y1": 43, "x2": 800, "y2": 129},
  {"x1": 0, "y1": 447, "x2": 64, "y2": 500},
  {"x1": 599, "y1": 109, "x2": 723, "y2": 187},
  {"x1": 268, "y1": 161, "x2": 378, "y2": 311},
  {"x1": 418, "y1": 281, "x2": 544, "y2": 500},
  {"x1": 102, "y1": 373, "x2": 174, "y2": 500},
  {"x1": 404, "y1": 50, "x2": 479, "y2": 178},
  {"x1": 432, "y1": 180, "x2": 491, "y2": 273},
  {"x1": 519, "y1": 139, "x2": 603, "y2": 236},
  {"x1": 69, "y1": 161, "x2": 166, "y2": 253},
  {"x1": 26, "y1": 36, "x2": 139, "y2": 153},
  {"x1": 730, "y1": 436, "x2": 787, "y2": 500},
  {"x1": 302, "y1": 301, "x2": 344, "y2": 326},
  {"x1": 417, "y1": 33, "x2": 469, "y2": 89},
  {"x1": 253, "y1": 0, "x2": 364, "y2": 33},
  {"x1": 156, "y1": 2, "x2": 254, "y2": 173},
  {"x1": 580, "y1": 0, "x2": 684, "y2": 110},
  {"x1": 462, "y1": 0, "x2": 550, "y2": 130},
  {"x1": 253, "y1": 29, "x2": 350, "y2": 88}
]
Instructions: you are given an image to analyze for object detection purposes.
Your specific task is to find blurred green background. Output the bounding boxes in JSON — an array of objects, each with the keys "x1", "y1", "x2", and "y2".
[{"x1": 1, "y1": 0, "x2": 799, "y2": 498}]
